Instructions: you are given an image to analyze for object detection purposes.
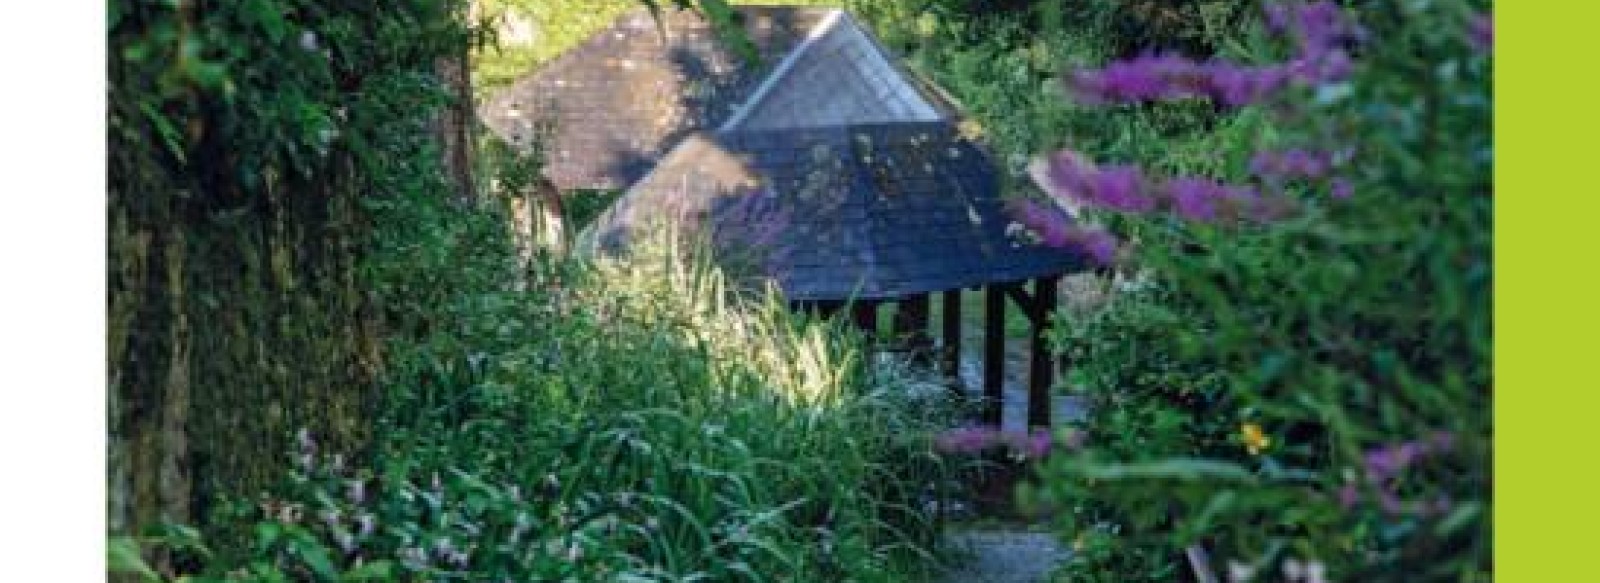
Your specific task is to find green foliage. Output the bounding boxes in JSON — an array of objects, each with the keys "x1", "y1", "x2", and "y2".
[
  {"x1": 850, "y1": 0, "x2": 1251, "y2": 201},
  {"x1": 109, "y1": 0, "x2": 469, "y2": 536},
  {"x1": 1025, "y1": 2, "x2": 1492, "y2": 581},
  {"x1": 122, "y1": 176, "x2": 951, "y2": 580}
]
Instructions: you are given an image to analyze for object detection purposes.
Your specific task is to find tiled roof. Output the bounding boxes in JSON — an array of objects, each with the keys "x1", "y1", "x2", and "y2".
[
  {"x1": 479, "y1": 6, "x2": 954, "y2": 191},
  {"x1": 480, "y1": 7, "x2": 828, "y2": 190},
  {"x1": 586, "y1": 122, "x2": 1085, "y2": 300},
  {"x1": 721, "y1": 9, "x2": 942, "y2": 130}
]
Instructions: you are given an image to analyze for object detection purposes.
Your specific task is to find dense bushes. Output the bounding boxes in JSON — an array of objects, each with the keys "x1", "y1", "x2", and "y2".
[{"x1": 1016, "y1": 2, "x2": 1491, "y2": 581}]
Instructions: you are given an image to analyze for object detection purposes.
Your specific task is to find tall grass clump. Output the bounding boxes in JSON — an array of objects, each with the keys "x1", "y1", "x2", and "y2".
[{"x1": 115, "y1": 171, "x2": 952, "y2": 581}]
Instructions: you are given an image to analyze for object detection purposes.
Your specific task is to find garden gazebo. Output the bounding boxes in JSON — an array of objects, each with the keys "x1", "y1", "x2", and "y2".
[{"x1": 587, "y1": 121, "x2": 1088, "y2": 427}]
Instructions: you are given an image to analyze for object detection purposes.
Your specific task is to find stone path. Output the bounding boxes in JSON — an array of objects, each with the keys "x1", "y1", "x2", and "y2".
[{"x1": 939, "y1": 530, "x2": 1069, "y2": 583}]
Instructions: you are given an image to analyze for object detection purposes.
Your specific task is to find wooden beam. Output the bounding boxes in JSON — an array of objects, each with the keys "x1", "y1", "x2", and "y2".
[
  {"x1": 1028, "y1": 276, "x2": 1059, "y2": 428},
  {"x1": 984, "y1": 285, "x2": 1005, "y2": 426},
  {"x1": 942, "y1": 290, "x2": 962, "y2": 383}
]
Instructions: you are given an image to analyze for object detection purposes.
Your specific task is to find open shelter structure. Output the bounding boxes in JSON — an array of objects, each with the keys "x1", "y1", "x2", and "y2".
[{"x1": 482, "y1": 5, "x2": 1090, "y2": 427}]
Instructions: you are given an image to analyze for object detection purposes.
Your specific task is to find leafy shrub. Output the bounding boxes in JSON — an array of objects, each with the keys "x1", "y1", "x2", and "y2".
[{"x1": 1016, "y1": 2, "x2": 1491, "y2": 581}]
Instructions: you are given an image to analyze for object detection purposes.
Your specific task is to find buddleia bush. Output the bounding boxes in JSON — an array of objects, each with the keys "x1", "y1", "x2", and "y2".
[{"x1": 1015, "y1": 2, "x2": 1491, "y2": 581}]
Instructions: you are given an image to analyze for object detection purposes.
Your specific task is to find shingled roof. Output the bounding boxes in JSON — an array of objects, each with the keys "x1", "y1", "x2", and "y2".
[
  {"x1": 586, "y1": 121, "x2": 1084, "y2": 301},
  {"x1": 480, "y1": 6, "x2": 957, "y2": 190}
]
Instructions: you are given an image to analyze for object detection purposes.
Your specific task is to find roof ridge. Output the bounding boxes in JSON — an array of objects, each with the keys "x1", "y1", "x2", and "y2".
[{"x1": 716, "y1": 9, "x2": 846, "y2": 131}]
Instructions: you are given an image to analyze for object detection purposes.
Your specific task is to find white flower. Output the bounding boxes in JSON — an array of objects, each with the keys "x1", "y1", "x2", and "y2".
[
  {"x1": 300, "y1": 30, "x2": 319, "y2": 52},
  {"x1": 1228, "y1": 560, "x2": 1256, "y2": 582}
]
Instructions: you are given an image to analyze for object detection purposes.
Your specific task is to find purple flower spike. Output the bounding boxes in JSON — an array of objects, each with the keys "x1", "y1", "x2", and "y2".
[
  {"x1": 1073, "y1": 228, "x2": 1121, "y2": 266},
  {"x1": 1469, "y1": 13, "x2": 1493, "y2": 53},
  {"x1": 1030, "y1": 151, "x2": 1095, "y2": 205},
  {"x1": 935, "y1": 426, "x2": 997, "y2": 455},
  {"x1": 1167, "y1": 177, "x2": 1223, "y2": 222},
  {"x1": 1264, "y1": 3, "x2": 1292, "y2": 35},
  {"x1": 1009, "y1": 199, "x2": 1075, "y2": 247},
  {"x1": 1089, "y1": 165, "x2": 1155, "y2": 213}
]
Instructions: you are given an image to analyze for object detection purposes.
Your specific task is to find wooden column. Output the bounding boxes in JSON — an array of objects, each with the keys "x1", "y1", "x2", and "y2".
[
  {"x1": 894, "y1": 294, "x2": 933, "y2": 360},
  {"x1": 983, "y1": 285, "x2": 1006, "y2": 426},
  {"x1": 1028, "y1": 276, "x2": 1059, "y2": 428},
  {"x1": 942, "y1": 290, "x2": 962, "y2": 383},
  {"x1": 852, "y1": 301, "x2": 878, "y2": 342}
]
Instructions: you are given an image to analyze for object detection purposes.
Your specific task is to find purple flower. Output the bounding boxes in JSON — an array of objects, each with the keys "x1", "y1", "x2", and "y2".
[
  {"x1": 1361, "y1": 432, "x2": 1456, "y2": 481},
  {"x1": 1263, "y1": 3, "x2": 1292, "y2": 35},
  {"x1": 1285, "y1": 2, "x2": 1354, "y2": 52},
  {"x1": 1009, "y1": 199, "x2": 1075, "y2": 247},
  {"x1": 1030, "y1": 151, "x2": 1095, "y2": 205},
  {"x1": 1068, "y1": 55, "x2": 1176, "y2": 104},
  {"x1": 1330, "y1": 178, "x2": 1353, "y2": 199},
  {"x1": 1166, "y1": 177, "x2": 1224, "y2": 222},
  {"x1": 1090, "y1": 165, "x2": 1156, "y2": 213},
  {"x1": 1203, "y1": 63, "x2": 1291, "y2": 106},
  {"x1": 1071, "y1": 228, "x2": 1120, "y2": 266},
  {"x1": 1469, "y1": 13, "x2": 1493, "y2": 53},
  {"x1": 1023, "y1": 430, "x2": 1053, "y2": 459},
  {"x1": 1337, "y1": 483, "x2": 1359, "y2": 509},
  {"x1": 1250, "y1": 149, "x2": 1334, "y2": 179},
  {"x1": 934, "y1": 426, "x2": 997, "y2": 455},
  {"x1": 999, "y1": 429, "x2": 1055, "y2": 459}
]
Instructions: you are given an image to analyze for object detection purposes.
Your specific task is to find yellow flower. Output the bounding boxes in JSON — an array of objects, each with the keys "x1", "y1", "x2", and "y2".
[{"x1": 1241, "y1": 423, "x2": 1272, "y2": 455}]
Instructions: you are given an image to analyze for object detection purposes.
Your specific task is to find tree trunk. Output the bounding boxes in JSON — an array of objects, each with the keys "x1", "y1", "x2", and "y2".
[{"x1": 435, "y1": 26, "x2": 476, "y2": 202}]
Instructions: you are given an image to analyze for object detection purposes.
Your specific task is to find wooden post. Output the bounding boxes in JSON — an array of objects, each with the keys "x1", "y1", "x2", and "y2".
[
  {"x1": 1028, "y1": 276, "x2": 1059, "y2": 428},
  {"x1": 942, "y1": 290, "x2": 962, "y2": 384},
  {"x1": 894, "y1": 294, "x2": 933, "y2": 360},
  {"x1": 983, "y1": 285, "x2": 1006, "y2": 426},
  {"x1": 852, "y1": 301, "x2": 878, "y2": 342}
]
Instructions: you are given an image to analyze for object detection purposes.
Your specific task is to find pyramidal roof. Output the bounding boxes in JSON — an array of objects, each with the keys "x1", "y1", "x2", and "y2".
[
  {"x1": 481, "y1": 6, "x2": 956, "y2": 191},
  {"x1": 586, "y1": 122, "x2": 1083, "y2": 301}
]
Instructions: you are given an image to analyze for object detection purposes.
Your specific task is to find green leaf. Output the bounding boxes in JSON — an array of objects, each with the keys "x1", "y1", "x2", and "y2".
[
  {"x1": 1434, "y1": 502, "x2": 1482, "y2": 537},
  {"x1": 696, "y1": 0, "x2": 758, "y2": 64},
  {"x1": 107, "y1": 536, "x2": 159, "y2": 582},
  {"x1": 1073, "y1": 458, "x2": 1258, "y2": 483},
  {"x1": 341, "y1": 560, "x2": 396, "y2": 581},
  {"x1": 139, "y1": 102, "x2": 188, "y2": 164}
]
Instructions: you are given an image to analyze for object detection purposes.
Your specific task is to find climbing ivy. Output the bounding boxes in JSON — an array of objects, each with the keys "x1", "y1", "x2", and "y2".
[{"x1": 108, "y1": 0, "x2": 470, "y2": 540}]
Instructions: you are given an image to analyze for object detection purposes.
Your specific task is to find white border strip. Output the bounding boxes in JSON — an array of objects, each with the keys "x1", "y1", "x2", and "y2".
[{"x1": 717, "y1": 8, "x2": 845, "y2": 132}]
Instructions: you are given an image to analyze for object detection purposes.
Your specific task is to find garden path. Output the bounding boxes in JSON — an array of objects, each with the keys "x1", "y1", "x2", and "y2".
[{"x1": 939, "y1": 530, "x2": 1069, "y2": 583}]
